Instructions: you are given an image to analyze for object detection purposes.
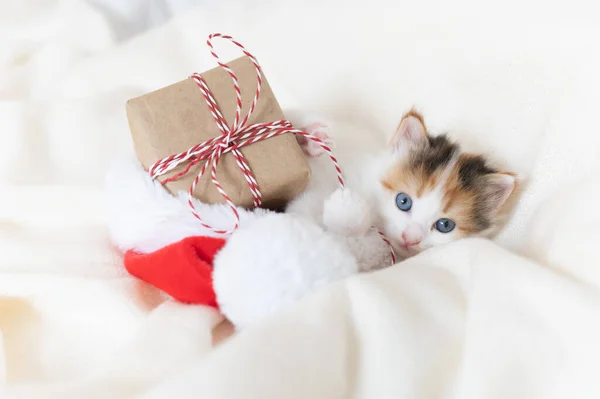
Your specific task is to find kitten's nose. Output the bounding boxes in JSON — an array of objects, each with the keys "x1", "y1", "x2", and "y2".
[{"x1": 401, "y1": 232, "x2": 422, "y2": 247}]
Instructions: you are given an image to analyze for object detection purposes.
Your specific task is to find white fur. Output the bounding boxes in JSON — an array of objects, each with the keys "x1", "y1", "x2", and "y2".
[
  {"x1": 376, "y1": 182, "x2": 460, "y2": 258},
  {"x1": 320, "y1": 187, "x2": 393, "y2": 272},
  {"x1": 322, "y1": 188, "x2": 372, "y2": 235},
  {"x1": 322, "y1": 187, "x2": 393, "y2": 273}
]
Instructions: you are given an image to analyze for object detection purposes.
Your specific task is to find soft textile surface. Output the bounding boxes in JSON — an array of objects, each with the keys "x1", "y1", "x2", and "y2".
[{"x1": 1, "y1": 0, "x2": 599, "y2": 397}]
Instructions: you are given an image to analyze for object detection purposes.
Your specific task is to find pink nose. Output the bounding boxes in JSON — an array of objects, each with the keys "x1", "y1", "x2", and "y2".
[{"x1": 401, "y1": 232, "x2": 422, "y2": 247}]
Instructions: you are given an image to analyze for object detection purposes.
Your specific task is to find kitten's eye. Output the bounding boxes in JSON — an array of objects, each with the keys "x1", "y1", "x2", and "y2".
[
  {"x1": 435, "y1": 218, "x2": 456, "y2": 233},
  {"x1": 395, "y1": 192, "x2": 412, "y2": 211}
]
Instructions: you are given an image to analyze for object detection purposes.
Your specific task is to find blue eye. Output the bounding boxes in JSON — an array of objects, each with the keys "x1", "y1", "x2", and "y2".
[
  {"x1": 435, "y1": 218, "x2": 456, "y2": 233},
  {"x1": 395, "y1": 192, "x2": 412, "y2": 211}
]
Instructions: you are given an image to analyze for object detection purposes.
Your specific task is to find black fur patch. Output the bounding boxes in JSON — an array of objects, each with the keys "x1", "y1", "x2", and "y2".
[
  {"x1": 457, "y1": 156, "x2": 499, "y2": 231},
  {"x1": 458, "y1": 156, "x2": 497, "y2": 190},
  {"x1": 411, "y1": 134, "x2": 459, "y2": 175}
]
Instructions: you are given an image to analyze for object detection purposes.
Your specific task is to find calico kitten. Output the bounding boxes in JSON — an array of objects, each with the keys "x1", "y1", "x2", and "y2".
[{"x1": 293, "y1": 109, "x2": 517, "y2": 260}]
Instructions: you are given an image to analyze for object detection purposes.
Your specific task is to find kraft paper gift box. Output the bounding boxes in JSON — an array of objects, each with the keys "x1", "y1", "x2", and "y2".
[{"x1": 126, "y1": 56, "x2": 310, "y2": 210}]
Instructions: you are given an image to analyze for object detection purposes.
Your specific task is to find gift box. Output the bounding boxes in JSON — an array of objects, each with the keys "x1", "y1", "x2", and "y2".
[{"x1": 126, "y1": 55, "x2": 311, "y2": 210}]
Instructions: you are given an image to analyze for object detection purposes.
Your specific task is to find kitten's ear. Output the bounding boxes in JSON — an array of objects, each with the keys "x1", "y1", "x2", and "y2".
[
  {"x1": 483, "y1": 172, "x2": 517, "y2": 215},
  {"x1": 390, "y1": 109, "x2": 429, "y2": 153}
]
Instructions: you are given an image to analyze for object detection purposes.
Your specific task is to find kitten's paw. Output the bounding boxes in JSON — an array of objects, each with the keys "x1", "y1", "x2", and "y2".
[
  {"x1": 323, "y1": 188, "x2": 372, "y2": 235},
  {"x1": 296, "y1": 122, "x2": 335, "y2": 158}
]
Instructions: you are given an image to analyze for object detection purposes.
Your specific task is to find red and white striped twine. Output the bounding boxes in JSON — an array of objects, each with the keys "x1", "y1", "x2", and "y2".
[{"x1": 148, "y1": 33, "x2": 395, "y2": 264}]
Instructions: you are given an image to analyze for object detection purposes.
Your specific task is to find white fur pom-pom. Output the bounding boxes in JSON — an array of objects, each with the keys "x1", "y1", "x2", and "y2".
[
  {"x1": 322, "y1": 188, "x2": 373, "y2": 235},
  {"x1": 213, "y1": 213, "x2": 358, "y2": 329}
]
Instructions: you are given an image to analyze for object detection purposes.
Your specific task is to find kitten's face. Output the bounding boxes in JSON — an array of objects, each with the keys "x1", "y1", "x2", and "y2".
[{"x1": 375, "y1": 110, "x2": 516, "y2": 259}]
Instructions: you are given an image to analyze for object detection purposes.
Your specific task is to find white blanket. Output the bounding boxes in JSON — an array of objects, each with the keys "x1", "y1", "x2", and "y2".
[{"x1": 1, "y1": 0, "x2": 599, "y2": 398}]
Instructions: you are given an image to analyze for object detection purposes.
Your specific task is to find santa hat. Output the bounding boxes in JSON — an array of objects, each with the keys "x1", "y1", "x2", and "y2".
[
  {"x1": 105, "y1": 157, "x2": 391, "y2": 329},
  {"x1": 105, "y1": 157, "x2": 269, "y2": 309}
]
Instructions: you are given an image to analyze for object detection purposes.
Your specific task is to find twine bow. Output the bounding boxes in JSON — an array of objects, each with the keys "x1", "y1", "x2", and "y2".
[{"x1": 148, "y1": 33, "x2": 396, "y2": 264}]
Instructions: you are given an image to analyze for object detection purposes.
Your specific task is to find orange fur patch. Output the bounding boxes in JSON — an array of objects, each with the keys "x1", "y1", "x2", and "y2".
[
  {"x1": 441, "y1": 165, "x2": 482, "y2": 235},
  {"x1": 381, "y1": 159, "x2": 448, "y2": 199},
  {"x1": 380, "y1": 160, "x2": 420, "y2": 199}
]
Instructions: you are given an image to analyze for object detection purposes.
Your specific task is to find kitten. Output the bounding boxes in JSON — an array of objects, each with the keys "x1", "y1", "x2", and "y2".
[{"x1": 290, "y1": 109, "x2": 517, "y2": 260}]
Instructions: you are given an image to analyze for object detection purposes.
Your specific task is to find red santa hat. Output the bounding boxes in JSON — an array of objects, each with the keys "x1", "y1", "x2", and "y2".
[{"x1": 105, "y1": 157, "x2": 268, "y2": 310}]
